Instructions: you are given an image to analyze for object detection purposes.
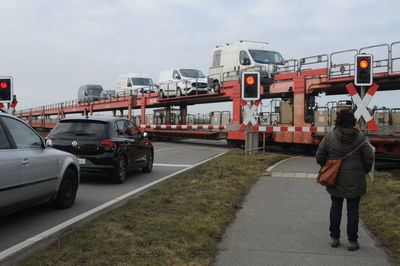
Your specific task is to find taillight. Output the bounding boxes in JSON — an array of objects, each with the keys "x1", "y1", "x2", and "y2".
[{"x1": 101, "y1": 139, "x2": 116, "y2": 151}]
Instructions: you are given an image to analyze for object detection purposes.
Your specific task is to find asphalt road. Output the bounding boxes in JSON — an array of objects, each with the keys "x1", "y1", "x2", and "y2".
[{"x1": 0, "y1": 140, "x2": 229, "y2": 257}]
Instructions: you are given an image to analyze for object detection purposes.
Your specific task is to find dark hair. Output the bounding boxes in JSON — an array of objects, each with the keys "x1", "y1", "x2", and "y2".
[{"x1": 335, "y1": 109, "x2": 356, "y2": 127}]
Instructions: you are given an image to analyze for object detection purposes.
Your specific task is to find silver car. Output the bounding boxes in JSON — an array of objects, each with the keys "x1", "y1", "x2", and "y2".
[{"x1": 0, "y1": 111, "x2": 80, "y2": 215}]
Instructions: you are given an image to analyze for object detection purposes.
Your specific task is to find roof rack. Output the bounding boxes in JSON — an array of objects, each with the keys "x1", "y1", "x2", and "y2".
[{"x1": 239, "y1": 40, "x2": 269, "y2": 44}]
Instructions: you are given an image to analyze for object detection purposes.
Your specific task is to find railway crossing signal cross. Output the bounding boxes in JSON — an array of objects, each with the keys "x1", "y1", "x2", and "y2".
[{"x1": 346, "y1": 83, "x2": 379, "y2": 131}]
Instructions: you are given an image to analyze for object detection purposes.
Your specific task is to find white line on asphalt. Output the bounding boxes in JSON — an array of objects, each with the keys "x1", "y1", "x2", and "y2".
[
  {"x1": 154, "y1": 148, "x2": 176, "y2": 152},
  {"x1": 0, "y1": 151, "x2": 228, "y2": 263},
  {"x1": 154, "y1": 163, "x2": 193, "y2": 167}
]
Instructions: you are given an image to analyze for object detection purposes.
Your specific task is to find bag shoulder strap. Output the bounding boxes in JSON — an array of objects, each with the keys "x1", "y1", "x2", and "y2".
[{"x1": 344, "y1": 139, "x2": 367, "y2": 159}]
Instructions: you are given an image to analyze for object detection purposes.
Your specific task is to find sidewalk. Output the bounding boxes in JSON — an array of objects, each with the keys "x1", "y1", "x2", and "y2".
[{"x1": 215, "y1": 157, "x2": 395, "y2": 266}]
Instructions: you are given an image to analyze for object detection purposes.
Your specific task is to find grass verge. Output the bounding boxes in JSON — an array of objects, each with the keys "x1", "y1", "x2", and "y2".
[
  {"x1": 18, "y1": 149, "x2": 287, "y2": 266},
  {"x1": 360, "y1": 171, "x2": 400, "y2": 262}
]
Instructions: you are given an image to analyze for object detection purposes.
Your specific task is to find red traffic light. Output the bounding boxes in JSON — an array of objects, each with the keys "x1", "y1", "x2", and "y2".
[
  {"x1": 0, "y1": 81, "x2": 8, "y2": 89},
  {"x1": 359, "y1": 59, "x2": 369, "y2": 69},
  {"x1": 245, "y1": 76, "x2": 255, "y2": 85}
]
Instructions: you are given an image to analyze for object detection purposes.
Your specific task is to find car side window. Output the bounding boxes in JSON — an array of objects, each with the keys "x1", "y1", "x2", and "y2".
[
  {"x1": 173, "y1": 70, "x2": 181, "y2": 80},
  {"x1": 115, "y1": 120, "x2": 128, "y2": 136},
  {"x1": 2, "y1": 117, "x2": 43, "y2": 149},
  {"x1": 0, "y1": 122, "x2": 11, "y2": 149},
  {"x1": 125, "y1": 120, "x2": 140, "y2": 137},
  {"x1": 240, "y1": 51, "x2": 251, "y2": 65}
]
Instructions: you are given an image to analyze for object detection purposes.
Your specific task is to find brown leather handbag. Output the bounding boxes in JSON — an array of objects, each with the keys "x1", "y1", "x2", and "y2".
[{"x1": 317, "y1": 140, "x2": 367, "y2": 186}]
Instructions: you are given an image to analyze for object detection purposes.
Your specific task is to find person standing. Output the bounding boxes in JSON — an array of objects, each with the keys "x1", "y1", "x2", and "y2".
[{"x1": 316, "y1": 109, "x2": 374, "y2": 251}]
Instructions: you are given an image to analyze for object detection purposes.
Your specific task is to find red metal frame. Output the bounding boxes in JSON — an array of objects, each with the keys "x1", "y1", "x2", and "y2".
[{"x1": 16, "y1": 59, "x2": 400, "y2": 153}]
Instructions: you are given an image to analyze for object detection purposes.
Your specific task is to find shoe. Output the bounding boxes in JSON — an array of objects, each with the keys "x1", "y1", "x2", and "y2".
[
  {"x1": 330, "y1": 238, "x2": 340, "y2": 248},
  {"x1": 348, "y1": 241, "x2": 360, "y2": 251}
]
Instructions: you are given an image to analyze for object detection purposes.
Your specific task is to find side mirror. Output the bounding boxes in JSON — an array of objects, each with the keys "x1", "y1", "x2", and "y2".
[
  {"x1": 241, "y1": 58, "x2": 251, "y2": 65},
  {"x1": 45, "y1": 138, "x2": 53, "y2": 147},
  {"x1": 174, "y1": 74, "x2": 181, "y2": 80}
]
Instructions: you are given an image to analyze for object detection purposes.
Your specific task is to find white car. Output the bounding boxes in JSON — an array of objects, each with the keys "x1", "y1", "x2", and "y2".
[
  {"x1": 158, "y1": 68, "x2": 209, "y2": 98},
  {"x1": 116, "y1": 73, "x2": 156, "y2": 97},
  {"x1": 208, "y1": 41, "x2": 285, "y2": 91},
  {"x1": 0, "y1": 111, "x2": 80, "y2": 215}
]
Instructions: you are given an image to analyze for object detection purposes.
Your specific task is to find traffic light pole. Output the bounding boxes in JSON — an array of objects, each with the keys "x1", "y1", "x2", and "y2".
[
  {"x1": 244, "y1": 100, "x2": 259, "y2": 155},
  {"x1": 360, "y1": 85, "x2": 366, "y2": 127}
]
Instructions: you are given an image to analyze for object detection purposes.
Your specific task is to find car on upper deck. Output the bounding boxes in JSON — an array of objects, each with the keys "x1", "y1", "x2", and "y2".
[
  {"x1": 116, "y1": 73, "x2": 156, "y2": 97},
  {"x1": 46, "y1": 116, "x2": 154, "y2": 184},
  {"x1": 158, "y1": 68, "x2": 209, "y2": 98},
  {"x1": 77, "y1": 84, "x2": 104, "y2": 103},
  {"x1": 208, "y1": 41, "x2": 285, "y2": 91},
  {"x1": 0, "y1": 111, "x2": 79, "y2": 216}
]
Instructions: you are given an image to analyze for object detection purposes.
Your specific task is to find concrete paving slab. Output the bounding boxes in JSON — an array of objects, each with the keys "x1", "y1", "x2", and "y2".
[
  {"x1": 216, "y1": 157, "x2": 394, "y2": 266},
  {"x1": 271, "y1": 172, "x2": 283, "y2": 177},
  {"x1": 294, "y1": 172, "x2": 307, "y2": 178},
  {"x1": 307, "y1": 173, "x2": 318, "y2": 179},
  {"x1": 281, "y1": 172, "x2": 295, "y2": 177}
]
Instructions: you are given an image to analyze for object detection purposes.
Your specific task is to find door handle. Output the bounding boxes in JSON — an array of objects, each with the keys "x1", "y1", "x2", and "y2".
[{"x1": 22, "y1": 159, "x2": 30, "y2": 166}]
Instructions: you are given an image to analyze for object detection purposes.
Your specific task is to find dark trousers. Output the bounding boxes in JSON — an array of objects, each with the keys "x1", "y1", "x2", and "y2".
[{"x1": 329, "y1": 195, "x2": 361, "y2": 242}]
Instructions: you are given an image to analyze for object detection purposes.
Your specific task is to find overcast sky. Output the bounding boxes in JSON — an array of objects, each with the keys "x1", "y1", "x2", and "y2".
[{"x1": 1, "y1": 0, "x2": 399, "y2": 114}]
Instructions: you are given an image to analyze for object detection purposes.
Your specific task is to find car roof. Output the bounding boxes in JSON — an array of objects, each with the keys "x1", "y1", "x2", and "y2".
[
  {"x1": 60, "y1": 116, "x2": 126, "y2": 123},
  {"x1": 0, "y1": 111, "x2": 17, "y2": 117}
]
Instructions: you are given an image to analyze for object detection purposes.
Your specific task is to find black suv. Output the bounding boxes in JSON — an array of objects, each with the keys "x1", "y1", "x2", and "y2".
[{"x1": 47, "y1": 116, "x2": 153, "y2": 184}]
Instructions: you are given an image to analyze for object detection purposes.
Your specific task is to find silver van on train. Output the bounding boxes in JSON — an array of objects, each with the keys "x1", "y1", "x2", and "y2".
[{"x1": 78, "y1": 84, "x2": 104, "y2": 103}]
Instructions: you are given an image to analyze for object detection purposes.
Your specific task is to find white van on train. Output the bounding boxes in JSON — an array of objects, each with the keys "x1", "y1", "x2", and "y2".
[
  {"x1": 116, "y1": 73, "x2": 156, "y2": 97},
  {"x1": 208, "y1": 41, "x2": 285, "y2": 91},
  {"x1": 158, "y1": 68, "x2": 209, "y2": 98}
]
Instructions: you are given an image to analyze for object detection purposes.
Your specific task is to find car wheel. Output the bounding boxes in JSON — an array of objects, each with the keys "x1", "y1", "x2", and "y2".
[
  {"x1": 53, "y1": 168, "x2": 78, "y2": 209},
  {"x1": 142, "y1": 151, "x2": 154, "y2": 173},
  {"x1": 111, "y1": 156, "x2": 127, "y2": 184}
]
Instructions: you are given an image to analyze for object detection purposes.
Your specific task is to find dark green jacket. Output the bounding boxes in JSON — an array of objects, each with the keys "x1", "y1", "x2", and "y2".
[{"x1": 316, "y1": 127, "x2": 374, "y2": 198}]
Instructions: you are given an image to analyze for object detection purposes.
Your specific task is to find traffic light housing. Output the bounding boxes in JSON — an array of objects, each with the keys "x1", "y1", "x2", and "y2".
[
  {"x1": 355, "y1": 54, "x2": 373, "y2": 86},
  {"x1": 0, "y1": 77, "x2": 12, "y2": 102},
  {"x1": 241, "y1": 72, "x2": 260, "y2": 101}
]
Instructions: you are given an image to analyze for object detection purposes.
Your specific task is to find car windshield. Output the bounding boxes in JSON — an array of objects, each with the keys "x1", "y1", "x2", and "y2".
[
  {"x1": 87, "y1": 87, "x2": 103, "y2": 96},
  {"x1": 179, "y1": 69, "x2": 205, "y2": 78},
  {"x1": 131, "y1": 78, "x2": 154, "y2": 86},
  {"x1": 248, "y1": 50, "x2": 285, "y2": 64},
  {"x1": 49, "y1": 120, "x2": 108, "y2": 140}
]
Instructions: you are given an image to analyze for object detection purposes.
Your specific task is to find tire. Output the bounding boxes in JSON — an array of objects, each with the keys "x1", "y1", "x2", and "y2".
[
  {"x1": 111, "y1": 156, "x2": 127, "y2": 184},
  {"x1": 53, "y1": 168, "x2": 78, "y2": 209},
  {"x1": 142, "y1": 151, "x2": 154, "y2": 173}
]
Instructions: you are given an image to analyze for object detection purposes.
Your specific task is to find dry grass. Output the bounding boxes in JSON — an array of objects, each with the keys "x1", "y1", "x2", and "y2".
[
  {"x1": 360, "y1": 171, "x2": 400, "y2": 262},
  {"x1": 18, "y1": 149, "x2": 287, "y2": 266}
]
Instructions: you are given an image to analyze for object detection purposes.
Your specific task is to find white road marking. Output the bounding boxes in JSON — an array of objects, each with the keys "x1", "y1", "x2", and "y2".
[
  {"x1": 154, "y1": 148, "x2": 176, "y2": 152},
  {"x1": 265, "y1": 156, "x2": 317, "y2": 179},
  {"x1": 0, "y1": 151, "x2": 228, "y2": 263},
  {"x1": 154, "y1": 163, "x2": 193, "y2": 167}
]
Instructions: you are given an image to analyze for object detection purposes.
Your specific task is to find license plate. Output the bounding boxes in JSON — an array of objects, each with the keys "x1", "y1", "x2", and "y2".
[{"x1": 78, "y1": 158, "x2": 86, "y2": 165}]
